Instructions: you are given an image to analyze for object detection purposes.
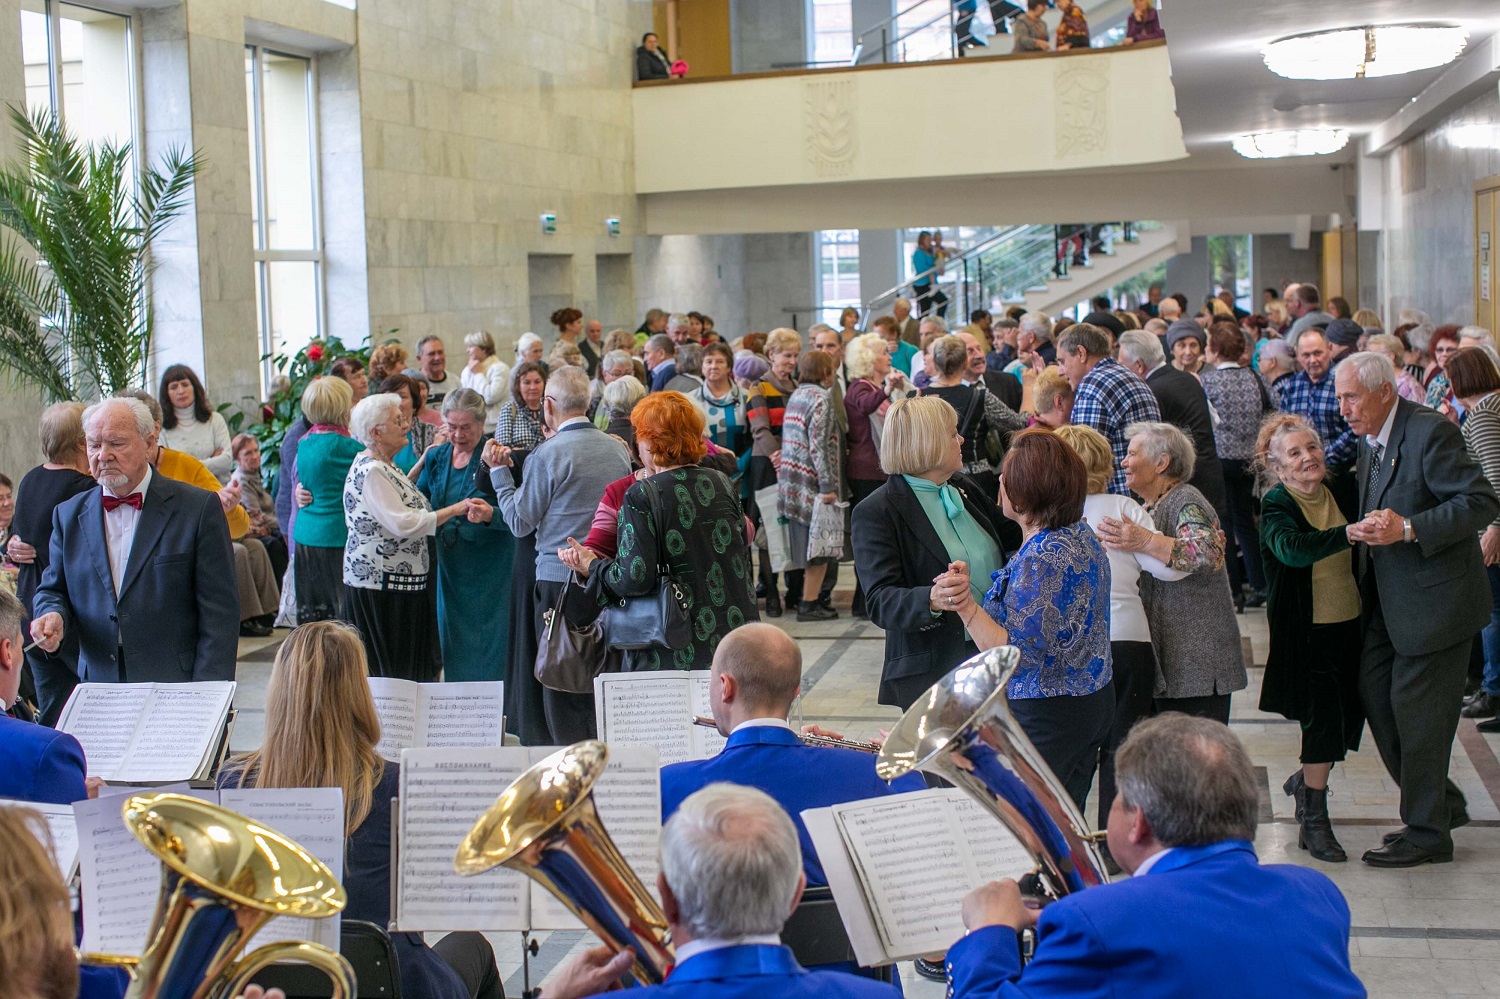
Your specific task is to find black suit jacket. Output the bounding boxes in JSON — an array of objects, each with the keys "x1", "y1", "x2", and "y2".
[
  {"x1": 1358, "y1": 397, "x2": 1499, "y2": 656},
  {"x1": 979, "y1": 370, "x2": 1022, "y2": 412},
  {"x1": 1146, "y1": 365, "x2": 1227, "y2": 515},
  {"x1": 852, "y1": 472, "x2": 1019, "y2": 708},
  {"x1": 34, "y1": 471, "x2": 239, "y2": 683}
]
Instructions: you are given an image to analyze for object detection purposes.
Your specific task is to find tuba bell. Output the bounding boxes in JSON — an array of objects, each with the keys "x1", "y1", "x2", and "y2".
[
  {"x1": 454, "y1": 740, "x2": 674, "y2": 985},
  {"x1": 876, "y1": 647, "x2": 1109, "y2": 901},
  {"x1": 80, "y1": 792, "x2": 356, "y2": 999}
]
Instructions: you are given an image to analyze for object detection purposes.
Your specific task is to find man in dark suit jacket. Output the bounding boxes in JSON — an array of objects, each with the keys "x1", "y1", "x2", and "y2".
[
  {"x1": 31, "y1": 398, "x2": 239, "y2": 685},
  {"x1": 947, "y1": 715, "x2": 1365, "y2": 999},
  {"x1": 662, "y1": 624, "x2": 925, "y2": 886},
  {"x1": 959, "y1": 331, "x2": 1022, "y2": 412},
  {"x1": 1338, "y1": 352, "x2": 1499, "y2": 867},
  {"x1": 0, "y1": 588, "x2": 89, "y2": 804},
  {"x1": 1119, "y1": 330, "x2": 1227, "y2": 516}
]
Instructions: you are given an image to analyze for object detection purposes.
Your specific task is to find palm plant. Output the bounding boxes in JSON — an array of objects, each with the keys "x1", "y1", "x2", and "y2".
[{"x1": 0, "y1": 104, "x2": 199, "y2": 402}]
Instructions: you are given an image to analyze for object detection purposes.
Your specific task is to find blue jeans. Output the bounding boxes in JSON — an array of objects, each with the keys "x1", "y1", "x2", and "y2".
[{"x1": 1483, "y1": 564, "x2": 1500, "y2": 696}]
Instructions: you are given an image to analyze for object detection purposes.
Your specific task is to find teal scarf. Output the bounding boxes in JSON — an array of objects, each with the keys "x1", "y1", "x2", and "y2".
[{"x1": 903, "y1": 475, "x2": 1002, "y2": 604}]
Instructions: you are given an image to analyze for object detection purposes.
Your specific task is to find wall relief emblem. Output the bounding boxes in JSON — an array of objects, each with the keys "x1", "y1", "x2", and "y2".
[
  {"x1": 1055, "y1": 63, "x2": 1109, "y2": 159},
  {"x1": 804, "y1": 78, "x2": 857, "y2": 177}
]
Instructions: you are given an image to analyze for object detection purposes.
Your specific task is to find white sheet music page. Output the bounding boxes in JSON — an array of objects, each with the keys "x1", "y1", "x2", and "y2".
[
  {"x1": 801, "y1": 805, "x2": 887, "y2": 968},
  {"x1": 120, "y1": 683, "x2": 236, "y2": 782},
  {"x1": 56, "y1": 683, "x2": 154, "y2": 781},
  {"x1": 688, "y1": 670, "x2": 727, "y2": 759},
  {"x1": 419, "y1": 681, "x2": 505, "y2": 749},
  {"x1": 831, "y1": 789, "x2": 976, "y2": 960},
  {"x1": 218, "y1": 787, "x2": 345, "y2": 949},
  {"x1": 74, "y1": 786, "x2": 217, "y2": 954},
  {"x1": 369, "y1": 677, "x2": 421, "y2": 761},
  {"x1": 593, "y1": 673, "x2": 693, "y2": 764},
  {"x1": 951, "y1": 795, "x2": 1035, "y2": 885},
  {"x1": 0, "y1": 799, "x2": 79, "y2": 878},
  {"x1": 529, "y1": 745, "x2": 663, "y2": 931},
  {"x1": 395, "y1": 747, "x2": 532, "y2": 932}
]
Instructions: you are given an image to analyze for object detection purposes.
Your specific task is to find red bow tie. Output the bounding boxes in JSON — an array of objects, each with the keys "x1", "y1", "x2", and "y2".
[{"x1": 102, "y1": 492, "x2": 143, "y2": 512}]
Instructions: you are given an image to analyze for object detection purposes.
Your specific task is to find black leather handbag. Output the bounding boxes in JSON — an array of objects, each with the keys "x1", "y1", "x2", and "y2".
[
  {"x1": 535, "y1": 576, "x2": 620, "y2": 693},
  {"x1": 599, "y1": 477, "x2": 693, "y2": 651}
]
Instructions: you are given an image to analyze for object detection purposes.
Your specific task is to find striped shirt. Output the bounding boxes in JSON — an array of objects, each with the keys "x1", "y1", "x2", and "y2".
[{"x1": 1462, "y1": 392, "x2": 1500, "y2": 530}]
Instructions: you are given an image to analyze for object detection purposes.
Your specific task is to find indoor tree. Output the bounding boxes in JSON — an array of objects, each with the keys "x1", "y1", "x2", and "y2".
[{"x1": 0, "y1": 105, "x2": 199, "y2": 402}]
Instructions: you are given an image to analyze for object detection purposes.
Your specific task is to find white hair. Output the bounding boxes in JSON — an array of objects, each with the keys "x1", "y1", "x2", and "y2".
[
  {"x1": 441, "y1": 387, "x2": 487, "y2": 425},
  {"x1": 1018, "y1": 312, "x2": 1051, "y2": 342},
  {"x1": 845, "y1": 333, "x2": 888, "y2": 380},
  {"x1": 602, "y1": 374, "x2": 646, "y2": 417},
  {"x1": 1459, "y1": 325, "x2": 1493, "y2": 346},
  {"x1": 1118, "y1": 330, "x2": 1165, "y2": 370},
  {"x1": 83, "y1": 397, "x2": 154, "y2": 441},
  {"x1": 660, "y1": 783, "x2": 801, "y2": 939},
  {"x1": 349, "y1": 392, "x2": 403, "y2": 446},
  {"x1": 666, "y1": 313, "x2": 692, "y2": 333},
  {"x1": 1125, "y1": 421, "x2": 1196, "y2": 482},
  {"x1": 918, "y1": 315, "x2": 948, "y2": 335},
  {"x1": 807, "y1": 323, "x2": 837, "y2": 338},
  {"x1": 514, "y1": 331, "x2": 542, "y2": 363},
  {"x1": 602, "y1": 349, "x2": 634, "y2": 374},
  {"x1": 1337, "y1": 351, "x2": 1397, "y2": 392},
  {"x1": 545, "y1": 365, "x2": 592, "y2": 416}
]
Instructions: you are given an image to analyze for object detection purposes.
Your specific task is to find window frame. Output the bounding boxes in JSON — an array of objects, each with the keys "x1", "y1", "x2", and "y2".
[
  {"x1": 815, "y1": 228, "x2": 862, "y2": 322},
  {"x1": 24, "y1": 0, "x2": 144, "y2": 158},
  {"x1": 245, "y1": 41, "x2": 327, "y2": 394}
]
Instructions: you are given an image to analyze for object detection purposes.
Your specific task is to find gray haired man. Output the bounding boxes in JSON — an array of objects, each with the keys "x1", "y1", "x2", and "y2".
[{"x1": 485, "y1": 366, "x2": 630, "y2": 744}]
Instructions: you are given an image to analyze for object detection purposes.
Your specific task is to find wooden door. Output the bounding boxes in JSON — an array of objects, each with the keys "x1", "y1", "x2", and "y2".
[{"x1": 1477, "y1": 178, "x2": 1500, "y2": 333}]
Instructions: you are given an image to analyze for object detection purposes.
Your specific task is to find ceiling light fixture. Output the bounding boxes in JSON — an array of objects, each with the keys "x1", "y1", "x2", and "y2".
[
  {"x1": 1232, "y1": 129, "x2": 1350, "y2": 160},
  {"x1": 1262, "y1": 24, "x2": 1469, "y2": 80}
]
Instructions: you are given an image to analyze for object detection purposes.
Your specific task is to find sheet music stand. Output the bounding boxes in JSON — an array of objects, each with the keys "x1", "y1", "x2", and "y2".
[
  {"x1": 189, "y1": 708, "x2": 238, "y2": 789},
  {"x1": 781, "y1": 886, "x2": 894, "y2": 983}
]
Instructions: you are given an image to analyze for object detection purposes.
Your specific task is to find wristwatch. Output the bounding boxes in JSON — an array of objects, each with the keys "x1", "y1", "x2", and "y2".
[{"x1": 1402, "y1": 518, "x2": 1413, "y2": 543}]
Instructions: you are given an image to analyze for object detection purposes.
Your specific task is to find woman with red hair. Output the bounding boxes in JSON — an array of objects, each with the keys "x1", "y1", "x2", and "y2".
[
  {"x1": 561, "y1": 391, "x2": 758, "y2": 670},
  {"x1": 1424, "y1": 324, "x2": 1463, "y2": 416}
]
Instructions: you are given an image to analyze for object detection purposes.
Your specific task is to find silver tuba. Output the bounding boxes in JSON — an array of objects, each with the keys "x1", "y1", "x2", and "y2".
[{"x1": 876, "y1": 647, "x2": 1109, "y2": 900}]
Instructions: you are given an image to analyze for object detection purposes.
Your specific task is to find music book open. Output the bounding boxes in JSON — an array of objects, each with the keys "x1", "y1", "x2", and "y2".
[
  {"x1": 0, "y1": 798, "x2": 79, "y2": 879},
  {"x1": 593, "y1": 671, "x2": 726, "y2": 765},
  {"x1": 393, "y1": 744, "x2": 661, "y2": 933},
  {"x1": 73, "y1": 785, "x2": 344, "y2": 955},
  {"x1": 802, "y1": 787, "x2": 1036, "y2": 966},
  {"x1": 367, "y1": 678, "x2": 505, "y2": 760},
  {"x1": 56, "y1": 681, "x2": 236, "y2": 784}
]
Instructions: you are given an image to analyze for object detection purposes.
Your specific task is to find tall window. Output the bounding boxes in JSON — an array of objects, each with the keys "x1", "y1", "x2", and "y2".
[
  {"x1": 21, "y1": 1, "x2": 135, "y2": 146},
  {"x1": 895, "y1": 0, "x2": 955, "y2": 62},
  {"x1": 808, "y1": 0, "x2": 854, "y2": 66},
  {"x1": 816, "y1": 229, "x2": 861, "y2": 320},
  {"x1": 246, "y1": 45, "x2": 323, "y2": 392}
]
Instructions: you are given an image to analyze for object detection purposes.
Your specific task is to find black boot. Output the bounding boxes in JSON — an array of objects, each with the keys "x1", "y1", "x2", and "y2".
[
  {"x1": 759, "y1": 551, "x2": 781, "y2": 618},
  {"x1": 766, "y1": 589, "x2": 782, "y2": 618},
  {"x1": 1283, "y1": 770, "x2": 1307, "y2": 824},
  {"x1": 797, "y1": 600, "x2": 838, "y2": 622},
  {"x1": 1287, "y1": 772, "x2": 1346, "y2": 863}
]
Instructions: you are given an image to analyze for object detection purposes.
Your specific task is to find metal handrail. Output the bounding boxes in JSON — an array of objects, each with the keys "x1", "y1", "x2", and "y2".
[
  {"x1": 852, "y1": 0, "x2": 1026, "y2": 65},
  {"x1": 851, "y1": 0, "x2": 950, "y2": 65}
]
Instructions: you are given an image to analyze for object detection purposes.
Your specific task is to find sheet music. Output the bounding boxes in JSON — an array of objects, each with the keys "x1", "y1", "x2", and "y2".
[
  {"x1": 0, "y1": 799, "x2": 79, "y2": 878},
  {"x1": 395, "y1": 747, "x2": 533, "y2": 932},
  {"x1": 689, "y1": 671, "x2": 727, "y2": 758},
  {"x1": 74, "y1": 787, "x2": 217, "y2": 954},
  {"x1": 369, "y1": 678, "x2": 421, "y2": 760},
  {"x1": 594, "y1": 673, "x2": 694, "y2": 764},
  {"x1": 420, "y1": 681, "x2": 505, "y2": 749},
  {"x1": 122, "y1": 685, "x2": 236, "y2": 781},
  {"x1": 952, "y1": 796, "x2": 1034, "y2": 885},
  {"x1": 56, "y1": 684, "x2": 153, "y2": 780},
  {"x1": 219, "y1": 788, "x2": 345, "y2": 949},
  {"x1": 529, "y1": 745, "x2": 663, "y2": 930}
]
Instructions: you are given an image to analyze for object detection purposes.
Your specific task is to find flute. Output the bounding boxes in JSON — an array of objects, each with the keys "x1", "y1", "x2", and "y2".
[{"x1": 692, "y1": 715, "x2": 880, "y2": 754}]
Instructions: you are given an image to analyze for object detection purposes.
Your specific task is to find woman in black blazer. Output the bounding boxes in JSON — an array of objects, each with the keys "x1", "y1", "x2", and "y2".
[{"x1": 853, "y1": 397, "x2": 1019, "y2": 708}]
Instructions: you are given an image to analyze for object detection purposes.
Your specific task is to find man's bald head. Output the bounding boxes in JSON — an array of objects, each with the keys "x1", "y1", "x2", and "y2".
[{"x1": 713, "y1": 623, "x2": 802, "y2": 714}]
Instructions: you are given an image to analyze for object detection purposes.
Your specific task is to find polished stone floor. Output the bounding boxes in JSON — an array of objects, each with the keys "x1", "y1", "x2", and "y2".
[{"x1": 229, "y1": 588, "x2": 1500, "y2": 999}]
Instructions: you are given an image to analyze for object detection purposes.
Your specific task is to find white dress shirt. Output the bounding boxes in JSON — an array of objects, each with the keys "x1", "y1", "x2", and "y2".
[
  {"x1": 104, "y1": 466, "x2": 151, "y2": 596},
  {"x1": 1366, "y1": 399, "x2": 1399, "y2": 453},
  {"x1": 729, "y1": 716, "x2": 794, "y2": 735},
  {"x1": 673, "y1": 934, "x2": 784, "y2": 965},
  {"x1": 1131, "y1": 846, "x2": 1176, "y2": 877}
]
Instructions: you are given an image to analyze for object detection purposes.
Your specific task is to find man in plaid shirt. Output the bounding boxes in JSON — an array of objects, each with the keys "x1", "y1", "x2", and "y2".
[
  {"x1": 1058, "y1": 323, "x2": 1161, "y2": 494},
  {"x1": 1277, "y1": 329, "x2": 1357, "y2": 470}
]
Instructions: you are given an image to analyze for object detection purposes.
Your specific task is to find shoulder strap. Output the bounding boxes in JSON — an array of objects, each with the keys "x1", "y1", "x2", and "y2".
[
  {"x1": 638, "y1": 476, "x2": 673, "y2": 578},
  {"x1": 960, "y1": 385, "x2": 983, "y2": 432}
]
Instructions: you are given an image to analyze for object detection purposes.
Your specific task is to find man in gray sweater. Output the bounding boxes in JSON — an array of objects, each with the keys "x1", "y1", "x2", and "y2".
[{"x1": 486, "y1": 365, "x2": 631, "y2": 743}]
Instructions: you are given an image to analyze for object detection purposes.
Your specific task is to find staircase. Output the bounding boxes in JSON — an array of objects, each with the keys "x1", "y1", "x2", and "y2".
[{"x1": 861, "y1": 221, "x2": 1183, "y2": 325}]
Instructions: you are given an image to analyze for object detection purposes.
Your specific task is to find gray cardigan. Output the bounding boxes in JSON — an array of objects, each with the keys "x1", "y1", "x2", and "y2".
[{"x1": 490, "y1": 420, "x2": 631, "y2": 583}]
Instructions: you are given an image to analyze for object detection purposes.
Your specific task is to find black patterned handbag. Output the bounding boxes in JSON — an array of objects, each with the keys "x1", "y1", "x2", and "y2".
[{"x1": 599, "y1": 477, "x2": 693, "y2": 651}]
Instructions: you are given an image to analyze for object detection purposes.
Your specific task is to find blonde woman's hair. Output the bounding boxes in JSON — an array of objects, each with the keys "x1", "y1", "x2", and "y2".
[
  {"x1": 844, "y1": 333, "x2": 888, "y2": 381},
  {"x1": 879, "y1": 396, "x2": 958, "y2": 476},
  {"x1": 301, "y1": 375, "x2": 354, "y2": 428},
  {"x1": 1033, "y1": 367, "x2": 1074, "y2": 416},
  {"x1": 464, "y1": 330, "x2": 496, "y2": 356},
  {"x1": 38, "y1": 401, "x2": 86, "y2": 464},
  {"x1": 0, "y1": 808, "x2": 77, "y2": 999},
  {"x1": 765, "y1": 327, "x2": 802, "y2": 358},
  {"x1": 224, "y1": 621, "x2": 385, "y2": 835},
  {"x1": 1351, "y1": 309, "x2": 1383, "y2": 330},
  {"x1": 1052, "y1": 423, "x2": 1113, "y2": 494}
]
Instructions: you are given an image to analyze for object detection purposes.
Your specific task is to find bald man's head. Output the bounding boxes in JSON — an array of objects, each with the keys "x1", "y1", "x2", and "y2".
[{"x1": 712, "y1": 623, "x2": 802, "y2": 716}]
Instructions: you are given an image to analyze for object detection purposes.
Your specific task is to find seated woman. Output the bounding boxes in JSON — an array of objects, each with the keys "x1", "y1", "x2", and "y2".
[
  {"x1": 219, "y1": 622, "x2": 502, "y2": 999},
  {"x1": 940, "y1": 429, "x2": 1114, "y2": 810}
]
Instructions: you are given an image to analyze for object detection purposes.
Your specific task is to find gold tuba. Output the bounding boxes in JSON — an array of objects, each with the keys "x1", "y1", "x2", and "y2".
[
  {"x1": 454, "y1": 740, "x2": 674, "y2": 985},
  {"x1": 876, "y1": 647, "x2": 1109, "y2": 900},
  {"x1": 81, "y1": 792, "x2": 356, "y2": 999}
]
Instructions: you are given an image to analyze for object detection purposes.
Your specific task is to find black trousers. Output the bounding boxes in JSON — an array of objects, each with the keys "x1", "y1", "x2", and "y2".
[
  {"x1": 257, "y1": 534, "x2": 289, "y2": 589},
  {"x1": 432, "y1": 932, "x2": 506, "y2": 999},
  {"x1": 535, "y1": 578, "x2": 598, "y2": 744},
  {"x1": 1155, "y1": 693, "x2": 1231, "y2": 724},
  {"x1": 1220, "y1": 458, "x2": 1266, "y2": 594},
  {"x1": 1359, "y1": 598, "x2": 1469, "y2": 850},
  {"x1": 1009, "y1": 684, "x2": 1115, "y2": 812},
  {"x1": 1300, "y1": 618, "x2": 1363, "y2": 765},
  {"x1": 914, "y1": 283, "x2": 949, "y2": 319},
  {"x1": 1097, "y1": 641, "x2": 1155, "y2": 827},
  {"x1": 27, "y1": 647, "x2": 79, "y2": 727},
  {"x1": 507, "y1": 537, "x2": 550, "y2": 746}
]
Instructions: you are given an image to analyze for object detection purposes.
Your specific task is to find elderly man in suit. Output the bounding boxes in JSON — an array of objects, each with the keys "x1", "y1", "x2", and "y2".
[
  {"x1": 947, "y1": 714, "x2": 1366, "y2": 999},
  {"x1": 31, "y1": 398, "x2": 239, "y2": 684},
  {"x1": 541, "y1": 783, "x2": 900, "y2": 999},
  {"x1": 1336, "y1": 351, "x2": 1500, "y2": 867}
]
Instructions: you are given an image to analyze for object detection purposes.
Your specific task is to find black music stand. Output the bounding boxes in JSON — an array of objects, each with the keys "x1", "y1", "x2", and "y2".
[{"x1": 780, "y1": 886, "x2": 895, "y2": 984}]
